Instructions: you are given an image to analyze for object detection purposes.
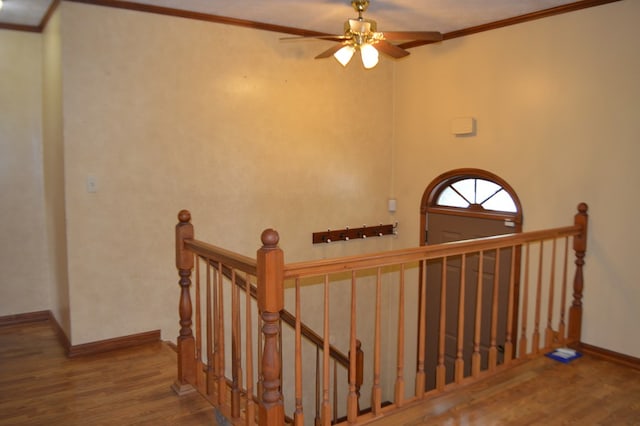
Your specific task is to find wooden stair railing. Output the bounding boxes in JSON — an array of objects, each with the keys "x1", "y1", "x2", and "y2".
[
  {"x1": 210, "y1": 260, "x2": 365, "y2": 423},
  {"x1": 174, "y1": 203, "x2": 588, "y2": 426},
  {"x1": 174, "y1": 214, "x2": 363, "y2": 425}
]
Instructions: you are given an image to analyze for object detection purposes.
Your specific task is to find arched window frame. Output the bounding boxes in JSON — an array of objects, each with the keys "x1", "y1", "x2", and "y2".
[{"x1": 420, "y1": 168, "x2": 523, "y2": 226}]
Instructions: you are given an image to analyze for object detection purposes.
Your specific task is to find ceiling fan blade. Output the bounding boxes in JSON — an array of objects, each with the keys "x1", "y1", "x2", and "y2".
[
  {"x1": 281, "y1": 35, "x2": 350, "y2": 42},
  {"x1": 373, "y1": 40, "x2": 410, "y2": 58},
  {"x1": 381, "y1": 31, "x2": 443, "y2": 41},
  {"x1": 315, "y1": 43, "x2": 349, "y2": 59}
]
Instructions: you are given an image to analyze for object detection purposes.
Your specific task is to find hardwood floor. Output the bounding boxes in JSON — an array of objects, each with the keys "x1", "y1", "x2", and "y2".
[
  {"x1": 368, "y1": 352, "x2": 640, "y2": 425},
  {"x1": 2, "y1": 321, "x2": 639, "y2": 425},
  {"x1": 0, "y1": 320, "x2": 219, "y2": 425}
]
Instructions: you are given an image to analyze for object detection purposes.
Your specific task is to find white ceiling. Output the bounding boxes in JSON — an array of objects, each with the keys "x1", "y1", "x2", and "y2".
[
  {"x1": 0, "y1": 0, "x2": 603, "y2": 35},
  {"x1": 131, "y1": 0, "x2": 578, "y2": 34},
  {"x1": 0, "y1": 0, "x2": 52, "y2": 27}
]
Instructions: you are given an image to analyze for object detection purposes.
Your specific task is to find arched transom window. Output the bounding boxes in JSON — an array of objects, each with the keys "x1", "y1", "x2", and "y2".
[
  {"x1": 436, "y1": 178, "x2": 517, "y2": 213},
  {"x1": 420, "y1": 168, "x2": 523, "y2": 244}
]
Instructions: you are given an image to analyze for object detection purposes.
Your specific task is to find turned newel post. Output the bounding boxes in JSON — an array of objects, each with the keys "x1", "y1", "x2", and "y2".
[
  {"x1": 172, "y1": 210, "x2": 197, "y2": 395},
  {"x1": 568, "y1": 203, "x2": 588, "y2": 344},
  {"x1": 257, "y1": 229, "x2": 285, "y2": 426}
]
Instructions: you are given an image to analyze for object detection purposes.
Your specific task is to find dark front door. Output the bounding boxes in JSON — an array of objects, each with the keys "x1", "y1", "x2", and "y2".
[{"x1": 424, "y1": 213, "x2": 516, "y2": 389}]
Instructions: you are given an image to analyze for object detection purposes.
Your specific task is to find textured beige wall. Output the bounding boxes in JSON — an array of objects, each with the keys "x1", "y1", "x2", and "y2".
[
  {"x1": 392, "y1": 1, "x2": 640, "y2": 358},
  {"x1": 59, "y1": 2, "x2": 394, "y2": 345},
  {"x1": 3, "y1": 0, "x2": 636, "y2": 404},
  {"x1": 42, "y1": 8, "x2": 71, "y2": 337},
  {"x1": 0, "y1": 30, "x2": 51, "y2": 316}
]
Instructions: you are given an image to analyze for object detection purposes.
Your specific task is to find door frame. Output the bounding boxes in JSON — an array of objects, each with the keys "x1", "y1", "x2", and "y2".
[{"x1": 417, "y1": 168, "x2": 523, "y2": 380}]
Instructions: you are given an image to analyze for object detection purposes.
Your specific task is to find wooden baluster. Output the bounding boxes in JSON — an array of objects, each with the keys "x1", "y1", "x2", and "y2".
[
  {"x1": 172, "y1": 210, "x2": 196, "y2": 395},
  {"x1": 545, "y1": 239, "x2": 558, "y2": 349},
  {"x1": 532, "y1": 241, "x2": 544, "y2": 354},
  {"x1": 206, "y1": 260, "x2": 214, "y2": 396},
  {"x1": 278, "y1": 319, "x2": 283, "y2": 417},
  {"x1": 332, "y1": 360, "x2": 338, "y2": 424},
  {"x1": 315, "y1": 346, "x2": 321, "y2": 426},
  {"x1": 257, "y1": 314, "x2": 263, "y2": 410},
  {"x1": 395, "y1": 264, "x2": 405, "y2": 407},
  {"x1": 489, "y1": 249, "x2": 500, "y2": 370},
  {"x1": 192, "y1": 255, "x2": 202, "y2": 390},
  {"x1": 322, "y1": 274, "x2": 331, "y2": 426},
  {"x1": 216, "y1": 263, "x2": 226, "y2": 406},
  {"x1": 231, "y1": 270, "x2": 241, "y2": 418},
  {"x1": 455, "y1": 254, "x2": 466, "y2": 383},
  {"x1": 347, "y1": 271, "x2": 358, "y2": 422},
  {"x1": 568, "y1": 203, "x2": 588, "y2": 344},
  {"x1": 294, "y1": 278, "x2": 304, "y2": 426},
  {"x1": 472, "y1": 251, "x2": 484, "y2": 378},
  {"x1": 355, "y1": 340, "x2": 363, "y2": 414},
  {"x1": 436, "y1": 258, "x2": 447, "y2": 391},
  {"x1": 256, "y1": 229, "x2": 285, "y2": 426},
  {"x1": 504, "y1": 246, "x2": 517, "y2": 364},
  {"x1": 372, "y1": 268, "x2": 382, "y2": 415},
  {"x1": 195, "y1": 256, "x2": 202, "y2": 363},
  {"x1": 245, "y1": 272, "x2": 255, "y2": 426},
  {"x1": 212, "y1": 261, "x2": 220, "y2": 397},
  {"x1": 415, "y1": 260, "x2": 427, "y2": 397},
  {"x1": 518, "y1": 243, "x2": 530, "y2": 357},
  {"x1": 558, "y1": 237, "x2": 570, "y2": 345}
]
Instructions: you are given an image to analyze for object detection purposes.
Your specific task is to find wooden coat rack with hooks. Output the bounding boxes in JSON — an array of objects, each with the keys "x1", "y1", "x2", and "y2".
[{"x1": 312, "y1": 223, "x2": 397, "y2": 244}]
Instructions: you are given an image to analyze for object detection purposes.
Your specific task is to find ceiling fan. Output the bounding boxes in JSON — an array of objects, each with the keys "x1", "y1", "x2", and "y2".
[{"x1": 286, "y1": 0, "x2": 443, "y2": 69}]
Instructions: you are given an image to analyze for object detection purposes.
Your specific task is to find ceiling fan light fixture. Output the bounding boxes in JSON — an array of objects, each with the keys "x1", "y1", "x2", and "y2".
[
  {"x1": 293, "y1": 0, "x2": 440, "y2": 69},
  {"x1": 334, "y1": 45, "x2": 356, "y2": 66},
  {"x1": 360, "y1": 43, "x2": 379, "y2": 69}
]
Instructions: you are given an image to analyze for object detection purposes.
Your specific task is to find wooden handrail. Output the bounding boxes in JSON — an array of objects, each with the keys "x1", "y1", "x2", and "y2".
[
  {"x1": 284, "y1": 225, "x2": 581, "y2": 278},
  {"x1": 184, "y1": 239, "x2": 257, "y2": 275}
]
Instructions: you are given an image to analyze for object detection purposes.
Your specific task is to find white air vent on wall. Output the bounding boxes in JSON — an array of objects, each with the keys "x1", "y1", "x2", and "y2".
[{"x1": 451, "y1": 117, "x2": 476, "y2": 136}]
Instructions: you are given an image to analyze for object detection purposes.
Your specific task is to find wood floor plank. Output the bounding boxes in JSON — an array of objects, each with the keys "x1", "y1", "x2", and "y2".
[
  {"x1": 367, "y1": 354, "x2": 640, "y2": 425},
  {"x1": 2, "y1": 321, "x2": 639, "y2": 425},
  {"x1": 0, "y1": 321, "x2": 219, "y2": 426}
]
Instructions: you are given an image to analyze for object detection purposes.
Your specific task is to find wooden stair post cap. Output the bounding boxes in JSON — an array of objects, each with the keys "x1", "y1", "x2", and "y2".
[
  {"x1": 178, "y1": 210, "x2": 191, "y2": 223},
  {"x1": 261, "y1": 229, "x2": 279, "y2": 248}
]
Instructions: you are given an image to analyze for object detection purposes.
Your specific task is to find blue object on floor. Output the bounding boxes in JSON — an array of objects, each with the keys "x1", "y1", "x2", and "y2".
[{"x1": 545, "y1": 349, "x2": 583, "y2": 363}]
